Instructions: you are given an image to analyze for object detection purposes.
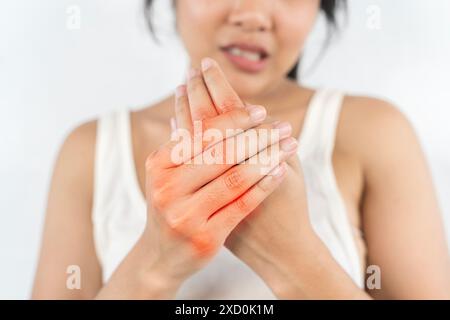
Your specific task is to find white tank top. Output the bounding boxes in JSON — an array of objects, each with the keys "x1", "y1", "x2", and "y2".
[{"x1": 92, "y1": 89, "x2": 364, "y2": 299}]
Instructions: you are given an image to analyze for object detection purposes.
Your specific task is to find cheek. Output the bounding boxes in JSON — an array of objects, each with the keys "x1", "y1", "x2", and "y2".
[
  {"x1": 273, "y1": 3, "x2": 320, "y2": 66},
  {"x1": 176, "y1": 1, "x2": 228, "y2": 62}
]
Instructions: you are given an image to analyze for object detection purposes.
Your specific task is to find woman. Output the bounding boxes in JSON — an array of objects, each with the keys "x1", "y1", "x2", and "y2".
[{"x1": 32, "y1": 0, "x2": 450, "y2": 299}]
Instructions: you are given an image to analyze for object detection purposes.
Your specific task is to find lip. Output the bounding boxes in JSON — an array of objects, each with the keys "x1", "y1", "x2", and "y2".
[
  {"x1": 221, "y1": 43, "x2": 269, "y2": 57},
  {"x1": 220, "y1": 43, "x2": 270, "y2": 73}
]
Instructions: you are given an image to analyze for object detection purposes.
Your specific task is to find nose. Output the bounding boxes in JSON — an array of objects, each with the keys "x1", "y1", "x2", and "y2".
[{"x1": 228, "y1": 0, "x2": 273, "y2": 32}]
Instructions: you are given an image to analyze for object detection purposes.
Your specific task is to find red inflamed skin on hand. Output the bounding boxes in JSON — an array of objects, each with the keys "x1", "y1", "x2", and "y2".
[{"x1": 141, "y1": 58, "x2": 297, "y2": 284}]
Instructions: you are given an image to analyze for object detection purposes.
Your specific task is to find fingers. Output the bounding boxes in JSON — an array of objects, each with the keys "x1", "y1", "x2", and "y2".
[
  {"x1": 187, "y1": 136, "x2": 298, "y2": 217},
  {"x1": 201, "y1": 57, "x2": 245, "y2": 113},
  {"x1": 149, "y1": 105, "x2": 270, "y2": 171},
  {"x1": 175, "y1": 120, "x2": 293, "y2": 193},
  {"x1": 179, "y1": 57, "x2": 245, "y2": 126},
  {"x1": 169, "y1": 104, "x2": 269, "y2": 169},
  {"x1": 200, "y1": 104, "x2": 267, "y2": 148},
  {"x1": 187, "y1": 68, "x2": 218, "y2": 121},
  {"x1": 207, "y1": 162, "x2": 287, "y2": 239},
  {"x1": 175, "y1": 85, "x2": 193, "y2": 132}
]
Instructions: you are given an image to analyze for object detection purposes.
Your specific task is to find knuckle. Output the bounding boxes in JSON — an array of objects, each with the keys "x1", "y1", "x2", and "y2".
[
  {"x1": 187, "y1": 76, "x2": 203, "y2": 92},
  {"x1": 203, "y1": 189, "x2": 219, "y2": 208},
  {"x1": 194, "y1": 107, "x2": 214, "y2": 119},
  {"x1": 225, "y1": 213, "x2": 242, "y2": 229},
  {"x1": 191, "y1": 232, "x2": 218, "y2": 257},
  {"x1": 223, "y1": 208, "x2": 246, "y2": 229},
  {"x1": 228, "y1": 109, "x2": 247, "y2": 129},
  {"x1": 234, "y1": 196, "x2": 249, "y2": 213},
  {"x1": 223, "y1": 169, "x2": 243, "y2": 191},
  {"x1": 257, "y1": 179, "x2": 271, "y2": 193},
  {"x1": 166, "y1": 214, "x2": 190, "y2": 233},
  {"x1": 183, "y1": 162, "x2": 200, "y2": 174},
  {"x1": 201, "y1": 118, "x2": 214, "y2": 133},
  {"x1": 150, "y1": 189, "x2": 168, "y2": 210},
  {"x1": 151, "y1": 172, "x2": 172, "y2": 190},
  {"x1": 150, "y1": 182, "x2": 174, "y2": 211},
  {"x1": 220, "y1": 96, "x2": 241, "y2": 113}
]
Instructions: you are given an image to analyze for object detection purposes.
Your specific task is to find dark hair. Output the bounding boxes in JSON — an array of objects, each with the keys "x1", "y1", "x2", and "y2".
[{"x1": 144, "y1": 0, "x2": 346, "y2": 80}]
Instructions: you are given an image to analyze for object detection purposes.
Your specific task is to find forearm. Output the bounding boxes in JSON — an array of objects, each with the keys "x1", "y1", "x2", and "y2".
[
  {"x1": 260, "y1": 234, "x2": 371, "y2": 300},
  {"x1": 95, "y1": 234, "x2": 182, "y2": 299}
]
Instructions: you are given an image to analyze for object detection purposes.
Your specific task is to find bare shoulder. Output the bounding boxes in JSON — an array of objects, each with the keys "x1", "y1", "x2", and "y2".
[
  {"x1": 53, "y1": 97, "x2": 172, "y2": 203},
  {"x1": 341, "y1": 95, "x2": 412, "y2": 131},
  {"x1": 52, "y1": 119, "x2": 97, "y2": 201},
  {"x1": 57, "y1": 98, "x2": 169, "y2": 179},
  {"x1": 60, "y1": 120, "x2": 97, "y2": 156},
  {"x1": 337, "y1": 95, "x2": 421, "y2": 170},
  {"x1": 34, "y1": 119, "x2": 102, "y2": 299}
]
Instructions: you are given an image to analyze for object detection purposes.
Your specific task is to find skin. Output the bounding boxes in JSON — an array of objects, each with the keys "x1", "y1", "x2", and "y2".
[
  {"x1": 176, "y1": 0, "x2": 318, "y2": 100},
  {"x1": 32, "y1": 0, "x2": 450, "y2": 299}
]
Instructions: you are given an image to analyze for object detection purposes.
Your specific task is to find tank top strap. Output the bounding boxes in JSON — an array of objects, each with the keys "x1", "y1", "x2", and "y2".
[
  {"x1": 93, "y1": 109, "x2": 144, "y2": 223},
  {"x1": 298, "y1": 89, "x2": 364, "y2": 287},
  {"x1": 299, "y1": 88, "x2": 345, "y2": 162}
]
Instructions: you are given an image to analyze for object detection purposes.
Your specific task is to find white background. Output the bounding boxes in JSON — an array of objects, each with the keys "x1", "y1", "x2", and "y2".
[{"x1": 0, "y1": 0, "x2": 449, "y2": 299}]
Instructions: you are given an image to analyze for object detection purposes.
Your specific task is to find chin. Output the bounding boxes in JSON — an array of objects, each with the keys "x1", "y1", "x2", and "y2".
[
  {"x1": 230, "y1": 78, "x2": 267, "y2": 100},
  {"x1": 221, "y1": 70, "x2": 270, "y2": 100}
]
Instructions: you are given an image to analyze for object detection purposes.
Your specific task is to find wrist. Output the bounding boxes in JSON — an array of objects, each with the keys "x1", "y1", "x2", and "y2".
[
  {"x1": 262, "y1": 232, "x2": 328, "y2": 299},
  {"x1": 137, "y1": 264, "x2": 182, "y2": 299},
  {"x1": 267, "y1": 235, "x2": 367, "y2": 299},
  {"x1": 131, "y1": 232, "x2": 185, "y2": 299}
]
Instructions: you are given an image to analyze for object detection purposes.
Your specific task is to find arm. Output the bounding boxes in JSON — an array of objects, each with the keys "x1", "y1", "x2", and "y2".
[
  {"x1": 188, "y1": 60, "x2": 371, "y2": 299},
  {"x1": 345, "y1": 97, "x2": 450, "y2": 299},
  {"x1": 33, "y1": 81, "x2": 291, "y2": 299},
  {"x1": 32, "y1": 121, "x2": 102, "y2": 299},
  {"x1": 31, "y1": 121, "x2": 180, "y2": 299},
  {"x1": 222, "y1": 96, "x2": 450, "y2": 300}
]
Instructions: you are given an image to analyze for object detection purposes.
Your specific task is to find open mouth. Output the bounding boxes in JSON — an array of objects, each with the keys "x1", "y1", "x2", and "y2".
[
  {"x1": 221, "y1": 44, "x2": 269, "y2": 61},
  {"x1": 220, "y1": 43, "x2": 269, "y2": 73}
]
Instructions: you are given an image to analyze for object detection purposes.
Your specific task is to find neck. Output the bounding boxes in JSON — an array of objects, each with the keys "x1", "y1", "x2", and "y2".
[
  {"x1": 242, "y1": 78, "x2": 309, "y2": 116},
  {"x1": 144, "y1": 77, "x2": 310, "y2": 124}
]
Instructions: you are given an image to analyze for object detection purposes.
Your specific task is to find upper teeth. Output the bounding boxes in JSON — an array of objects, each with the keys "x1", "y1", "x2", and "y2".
[{"x1": 228, "y1": 47, "x2": 262, "y2": 61}]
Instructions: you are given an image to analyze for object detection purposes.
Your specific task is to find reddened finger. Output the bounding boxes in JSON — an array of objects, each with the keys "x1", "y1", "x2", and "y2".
[
  {"x1": 201, "y1": 57, "x2": 245, "y2": 113},
  {"x1": 201, "y1": 104, "x2": 267, "y2": 141},
  {"x1": 207, "y1": 162, "x2": 287, "y2": 239},
  {"x1": 187, "y1": 67, "x2": 218, "y2": 121},
  {"x1": 174, "y1": 120, "x2": 293, "y2": 193},
  {"x1": 173, "y1": 105, "x2": 269, "y2": 168},
  {"x1": 187, "y1": 137, "x2": 297, "y2": 216},
  {"x1": 175, "y1": 85, "x2": 193, "y2": 132}
]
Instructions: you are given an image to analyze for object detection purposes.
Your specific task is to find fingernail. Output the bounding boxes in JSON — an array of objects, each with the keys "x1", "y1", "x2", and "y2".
[
  {"x1": 271, "y1": 163, "x2": 286, "y2": 178},
  {"x1": 188, "y1": 68, "x2": 199, "y2": 80},
  {"x1": 245, "y1": 105, "x2": 266, "y2": 123},
  {"x1": 175, "y1": 85, "x2": 186, "y2": 98},
  {"x1": 201, "y1": 57, "x2": 214, "y2": 71},
  {"x1": 280, "y1": 137, "x2": 298, "y2": 153},
  {"x1": 273, "y1": 121, "x2": 292, "y2": 138}
]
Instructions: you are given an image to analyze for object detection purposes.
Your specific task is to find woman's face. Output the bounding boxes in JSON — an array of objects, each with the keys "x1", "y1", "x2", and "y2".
[{"x1": 176, "y1": 0, "x2": 321, "y2": 99}]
